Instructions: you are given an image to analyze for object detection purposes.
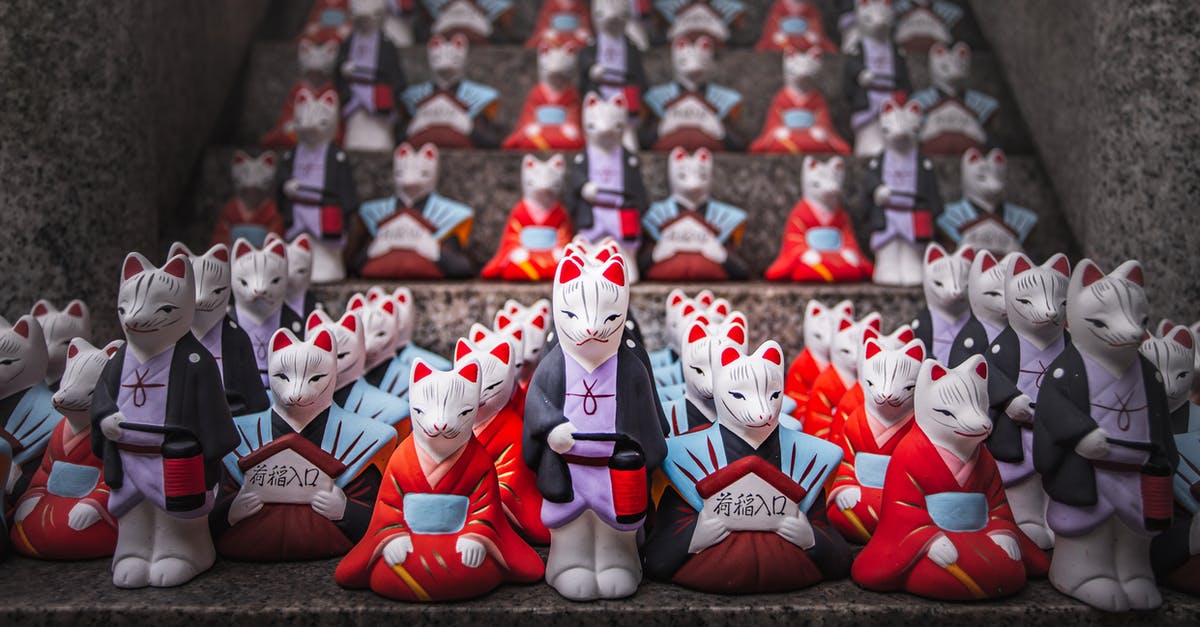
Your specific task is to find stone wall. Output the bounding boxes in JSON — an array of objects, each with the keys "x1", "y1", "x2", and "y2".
[
  {"x1": 0, "y1": 0, "x2": 270, "y2": 338},
  {"x1": 970, "y1": 0, "x2": 1200, "y2": 321}
]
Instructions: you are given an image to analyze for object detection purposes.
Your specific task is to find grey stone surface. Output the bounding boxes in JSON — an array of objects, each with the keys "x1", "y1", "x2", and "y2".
[
  {"x1": 0, "y1": 0, "x2": 270, "y2": 339},
  {"x1": 969, "y1": 0, "x2": 1200, "y2": 321},
  {"x1": 186, "y1": 148, "x2": 1072, "y2": 277},
  {"x1": 1, "y1": 555, "x2": 1197, "y2": 626},
  {"x1": 309, "y1": 280, "x2": 924, "y2": 358},
  {"x1": 234, "y1": 43, "x2": 1032, "y2": 154}
]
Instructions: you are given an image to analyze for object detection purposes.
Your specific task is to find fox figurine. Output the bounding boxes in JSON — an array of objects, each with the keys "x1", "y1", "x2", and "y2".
[
  {"x1": 481, "y1": 154, "x2": 574, "y2": 281},
  {"x1": 765, "y1": 157, "x2": 871, "y2": 282}
]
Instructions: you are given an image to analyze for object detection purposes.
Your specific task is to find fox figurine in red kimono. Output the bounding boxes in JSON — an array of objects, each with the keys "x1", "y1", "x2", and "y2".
[
  {"x1": 213, "y1": 328, "x2": 397, "y2": 561},
  {"x1": 645, "y1": 340, "x2": 852, "y2": 593},
  {"x1": 805, "y1": 312, "x2": 880, "y2": 440},
  {"x1": 765, "y1": 157, "x2": 871, "y2": 282},
  {"x1": 755, "y1": 0, "x2": 837, "y2": 52},
  {"x1": 335, "y1": 358, "x2": 544, "y2": 601},
  {"x1": 454, "y1": 325, "x2": 548, "y2": 544},
  {"x1": 11, "y1": 338, "x2": 122, "y2": 559},
  {"x1": 853, "y1": 356, "x2": 1049, "y2": 600},
  {"x1": 525, "y1": 0, "x2": 592, "y2": 49},
  {"x1": 785, "y1": 299, "x2": 853, "y2": 409},
  {"x1": 750, "y1": 48, "x2": 850, "y2": 155},
  {"x1": 261, "y1": 39, "x2": 341, "y2": 149},
  {"x1": 502, "y1": 40, "x2": 586, "y2": 151},
  {"x1": 0, "y1": 316, "x2": 58, "y2": 508},
  {"x1": 212, "y1": 152, "x2": 286, "y2": 249},
  {"x1": 827, "y1": 337, "x2": 923, "y2": 543},
  {"x1": 481, "y1": 154, "x2": 573, "y2": 281}
]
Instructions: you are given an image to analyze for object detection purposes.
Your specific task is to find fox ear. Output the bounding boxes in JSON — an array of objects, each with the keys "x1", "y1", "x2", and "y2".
[
  {"x1": 457, "y1": 361, "x2": 479, "y2": 384},
  {"x1": 491, "y1": 342, "x2": 511, "y2": 365},
  {"x1": 163, "y1": 256, "x2": 189, "y2": 279},
  {"x1": 721, "y1": 347, "x2": 741, "y2": 367},
  {"x1": 925, "y1": 243, "x2": 946, "y2": 264},
  {"x1": 975, "y1": 360, "x2": 988, "y2": 380},
  {"x1": 271, "y1": 329, "x2": 295, "y2": 353},
  {"x1": 725, "y1": 324, "x2": 745, "y2": 346},
  {"x1": 758, "y1": 344, "x2": 782, "y2": 365},
  {"x1": 864, "y1": 338, "x2": 881, "y2": 360},
  {"x1": 930, "y1": 364, "x2": 948, "y2": 381},
  {"x1": 1011, "y1": 254, "x2": 1033, "y2": 276},
  {"x1": 312, "y1": 330, "x2": 334, "y2": 353},
  {"x1": 1170, "y1": 326, "x2": 1194, "y2": 350},
  {"x1": 687, "y1": 322, "x2": 708, "y2": 344},
  {"x1": 455, "y1": 339, "x2": 472, "y2": 362},
  {"x1": 412, "y1": 359, "x2": 433, "y2": 383},
  {"x1": 905, "y1": 341, "x2": 924, "y2": 362}
]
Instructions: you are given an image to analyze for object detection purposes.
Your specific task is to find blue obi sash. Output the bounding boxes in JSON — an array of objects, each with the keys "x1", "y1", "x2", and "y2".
[
  {"x1": 47, "y1": 461, "x2": 102, "y2": 499},
  {"x1": 403, "y1": 493, "x2": 469, "y2": 534},
  {"x1": 519, "y1": 226, "x2": 558, "y2": 251},
  {"x1": 926, "y1": 492, "x2": 988, "y2": 532},
  {"x1": 782, "y1": 108, "x2": 816, "y2": 129},
  {"x1": 780, "y1": 17, "x2": 809, "y2": 34},
  {"x1": 550, "y1": 13, "x2": 580, "y2": 30},
  {"x1": 230, "y1": 224, "x2": 270, "y2": 248},
  {"x1": 534, "y1": 105, "x2": 568, "y2": 126},
  {"x1": 319, "y1": 9, "x2": 347, "y2": 27},
  {"x1": 854, "y1": 452, "x2": 890, "y2": 489},
  {"x1": 805, "y1": 227, "x2": 843, "y2": 252}
]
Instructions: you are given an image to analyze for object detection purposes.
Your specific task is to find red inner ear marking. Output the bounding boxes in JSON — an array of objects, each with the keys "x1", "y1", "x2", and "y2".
[
  {"x1": 340, "y1": 314, "x2": 357, "y2": 332},
  {"x1": 382, "y1": 300, "x2": 395, "y2": 315},
  {"x1": 863, "y1": 328, "x2": 878, "y2": 341},
  {"x1": 497, "y1": 314, "x2": 511, "y2": 328},
  {"x1": 864, "y1": 341, "x2": 881, "y2": 360},
  {"x1": 603, "y1": 261, "x2": 625, "y2": 286},
  {"x1": 455, "y1": 340, "x2": 471, "y2": 361},
  {"x1": 212, "y1": 247, "x2": 229, "y2": 262},
  {"x1": 557, "y1": 259, "x2": 582, "y2": 284},
  {"x1": 1173, "y1": 328, "x2": 1194, "y2": 349},
  {"x1": 688, "y1": 324, "x2": 707, "y2": 343},
  {"x1": 163, "y1": 257, "x2": 188, "y2": 279},
  {"x1": 295, "y1": 235, "x2": 311, "y2": 251},
  {"x1": 838, "y1": 319, "x2": 853, "y2": 332},
  {"x1": 413, "y1": 361, "x2": 433, "y2": 382},
  {"x1": 491, "y1": 342, "x2": 510, "y2": 364},
  {"x1": 1081, "y1": 263, "x2": 1105, "y2": 287},
  {"x1": 123, "y1": 256, "x2": 145, "y2": 280},
  {"x1": 272, "y1": 331, "x2": 294, "y2": 352},
  {"x1": 727, "y1": 326, "x2": 745, "y2": 345},
  {"x1": 397, "y1": 292, "x2": 407, "y2": 303},
  {"x1": 512, "y1": 329, "x2": 523, "y2": 341},
  {"x1": 314, "y1": 330, "x2": 334, "y2": 353},
  {"x1": 682, "y1": 304, "x2": 696, "y2": 317},
  {"x1": 762, "y1": 347, "x2": 782, "y2": 365},
  {"x1": 905, "y1": 344, "x2": 924, "y2": 361},
  {"x1": 595, "y1": 249, "x2": 613, "y2": 262},
  {"x1": 12, "y1": 320, "x2": 28, "y2": 338},
  {"x1": 926, "y1": 246, "x2": 945, "y2": 263},
  {"x1": 306, "y1": 313, "x2": 323, "y2": 331},
  {"x1": 930, "y1": 364, "x2": 947, "y2": 381},
  {"x1": 1125, "y1": 264, "x2": 1145, "y2": 287},
  {"x1": 980, "y1": 253, "x2": 997, "y2": 272},
  {"x1": 32, "y1": 302, "x2": 49, "y2": 316},
  {"x1": 458, "y1": 362, "x2": 479, "y2": 383},
  {"x1": 531, "y1": 315, "x2": 545, "y2": 330},
  {"x1": 959, "y1": 247, "x2": 976, "y2": 262},
  {"x1": 721, "y1": 347, "x2": 740, "y2": 366},
  {"x1": 1013, "y1": 256, "x2": 1032, "y2": 275},
  {"x1": 348, "y1": 296, "x2": 364, "y2": 310},
  {"x1": 670, "y1": 294, "x2": 684, "y2": 306},
  {"x1": 473, "y1": 330, "x2": 486, "y2": 342},
  {"x1": 234, "y1": 241, "x2": 254, "y2": 259},
  {"x1": 975, "y1": 361, "x2": 988, "y2": 379},
  {"x1": 898, "y1": 329, "x2": 914, "y2": 342},
  {"x1": 67, "y1": 344, "x2": 79, "y2": 359},
  {"x1": 1051, "y1": 256, "x2": 1071, "y2": 277}
]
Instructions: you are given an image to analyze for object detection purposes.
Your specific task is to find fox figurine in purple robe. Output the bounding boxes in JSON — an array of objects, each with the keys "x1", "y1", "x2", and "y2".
[{"x1": 91, "y1": 253, "x2": 238, "y2": 588}]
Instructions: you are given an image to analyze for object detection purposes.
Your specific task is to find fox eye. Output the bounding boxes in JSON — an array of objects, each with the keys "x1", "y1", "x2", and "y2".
[
  {"x1": 770, "y1": 391, "x2": 781, "y2": 400},
  {"x1": 933, "y1": 281, "x2": 944, "y2": 287},
  {"x1": 1017, "y1": 298, "x2": 1032, "y2": 305},
  {"x1": 984, "y1": 291, "x2": 1002, "y2": 297},
  {"x1": 935, "y1": 408, "x2": 957, "y2": 420},
  {"x1": 157, "y1": 305, "x2": 178, "y2": 314},
  {"x1": 412, "y1": 407, "x2": 424, "y2": 415},
  {"x1": 691, "y1": 366, "x2": 704, "y2": 376},
  {"x1": 274, "y1": 373, "x2": 290, "y2": 382},
  {"x1": 562, "y1": 310, "x2": 578, "y2": 320},
  {"x1": 605, "y1": 314, "x2": 620, "y2": 323},
  {"x1": 729, "y1": 391, "x2": 745, "y2": 400},
  {"x1": 1085, "y1": 318, "x2": 1108, "y2": 329},
  {"x1": 309, "y1": 374, "x2": 326, "y2": 383}
]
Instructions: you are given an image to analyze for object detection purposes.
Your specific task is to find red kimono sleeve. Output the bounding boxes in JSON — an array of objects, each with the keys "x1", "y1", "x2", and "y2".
[
  {"x1": 334, "y1": 449, "x2": 412, "y2": 589},
  {"x1": 480, "y1": 205, "x2": 527, "y2": 278},
  {"x1": 17, "y1": 423, "x2": 59, "y2": 502}
]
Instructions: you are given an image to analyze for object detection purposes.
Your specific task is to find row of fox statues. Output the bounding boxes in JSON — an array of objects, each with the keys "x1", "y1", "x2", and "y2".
[
  {"x1": 0, "y1": 231, "x2": 1196, "y2": 613},
  {"x1": 217, "y1": 0, "x2": 1030, "y2": 288}
]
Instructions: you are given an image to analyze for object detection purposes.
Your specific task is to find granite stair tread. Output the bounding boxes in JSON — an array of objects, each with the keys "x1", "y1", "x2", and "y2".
[
  {"x1": 181, "y1": 147, "x2": 1074, "y2": 277},
  {"x1": 234, "y1": 41, "x2": 1032, "y2": 154},
  {"x1": 2, "y1": 556, "x2": 1197, "y2": 627}
]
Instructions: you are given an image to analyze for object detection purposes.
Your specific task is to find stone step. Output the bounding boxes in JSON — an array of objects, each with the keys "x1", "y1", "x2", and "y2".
[
  {"x1": 179, "y1": 148, "x2": 1074, "y2": 280},
  {"x1": 233, "y1": 42, "x2": 1032, "y2": 154},
  {"x1": 3, "y1": 556, "x2": 1197, "y2": 626},
  {"x1": 306, "y1": 280, "x2": 923, "y2": 358}
]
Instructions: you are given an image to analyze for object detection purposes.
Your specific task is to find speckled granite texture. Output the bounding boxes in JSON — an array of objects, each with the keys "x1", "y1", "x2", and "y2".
[
  {"x1": 969, "y1": 0, "x2": 1200, "y2": 320},
  {"x1": 0, "y1": 556, "x2": 1197, "y2": 626},
  {"x1": 0, "y1": 0, "x2": 269, "y2": 338}
]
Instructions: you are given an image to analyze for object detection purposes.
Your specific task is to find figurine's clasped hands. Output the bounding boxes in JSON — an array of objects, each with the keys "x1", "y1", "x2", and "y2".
[
  {"x1": 312, "y1": 486, "x2": 348, "y2": 521},
  {"x1": 1074, "y1": 428, "x2": 1110, "y2": 460},
  {"x1": 988, "y1": 532, "x2": 1022, "y2": 561},
  {"x1": 926, "y1": 533, "x2": 958, "y2": 567},
  {"x1": 1005, "y1": 394, "x2": 1035, "y2": 424},
  {"x1": 872, "y1": 184, "x2": 892, "y2": 208},
  {"x1": 100, "y1": 412, "x2": 126, "y2": 441},
  {"x1": 456, "y1": 537, "x2": 486, "y2": 568},
  {"x1": 13, "y1": 495, "x2": 40, "y2": 523},
  {"x1": 857, "y1": 69, "x2": 875, "y2": 87},
  {"x1": 581, "y1": 182, "x2": 600, "y2": 204},
  {"x1": 688, "y1": 515, "x2": 730, "y2": 553},
  {"x1": 67, "y1": 502, "x2": 102, "y2": 531},
  {"x1": 834, "y1": 486, "x2": 862, "y2": 511},
  {"x1": 547, "y1": 422, "x2": 577, "y2": 455},
  {"x1": 382, "y1": 535, "x2": 414, "y2": 567},
  {"x1": 776, "y1": 511, "x2": 815, "y2": 549},
  {"x1": 228, "y1": 490, "x2": 264, "y2": 525}
]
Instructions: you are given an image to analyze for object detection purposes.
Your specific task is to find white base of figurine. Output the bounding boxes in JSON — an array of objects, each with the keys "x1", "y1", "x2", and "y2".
[
  {"x1": 344, "y1": 111, "x2": 396, "y2": 153},
  {"x1": 853, "y1": 122, "x2": 884, "y2": 157},
  {"x1": 545, "y1": 510, "x2": 642, "y2": 601},
  {"x1": 1007, "y1": 475, "x2": 1054, "y2": 549},
  {"x1": 1049, "y1": 516, "x2": 1161, "y2": 612},
  {"x1": 384, "y1": 15, "x2": 414, "y2": 47},
  {"x1": 310, "y1": 238, "x2": 347, "y2": 283},
  {"x1": 111, "y1": 501, "x2": 215, "y2": 588},
  {"x1": 872, "y1": 239, "x2": 923, "y2": 286}
]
